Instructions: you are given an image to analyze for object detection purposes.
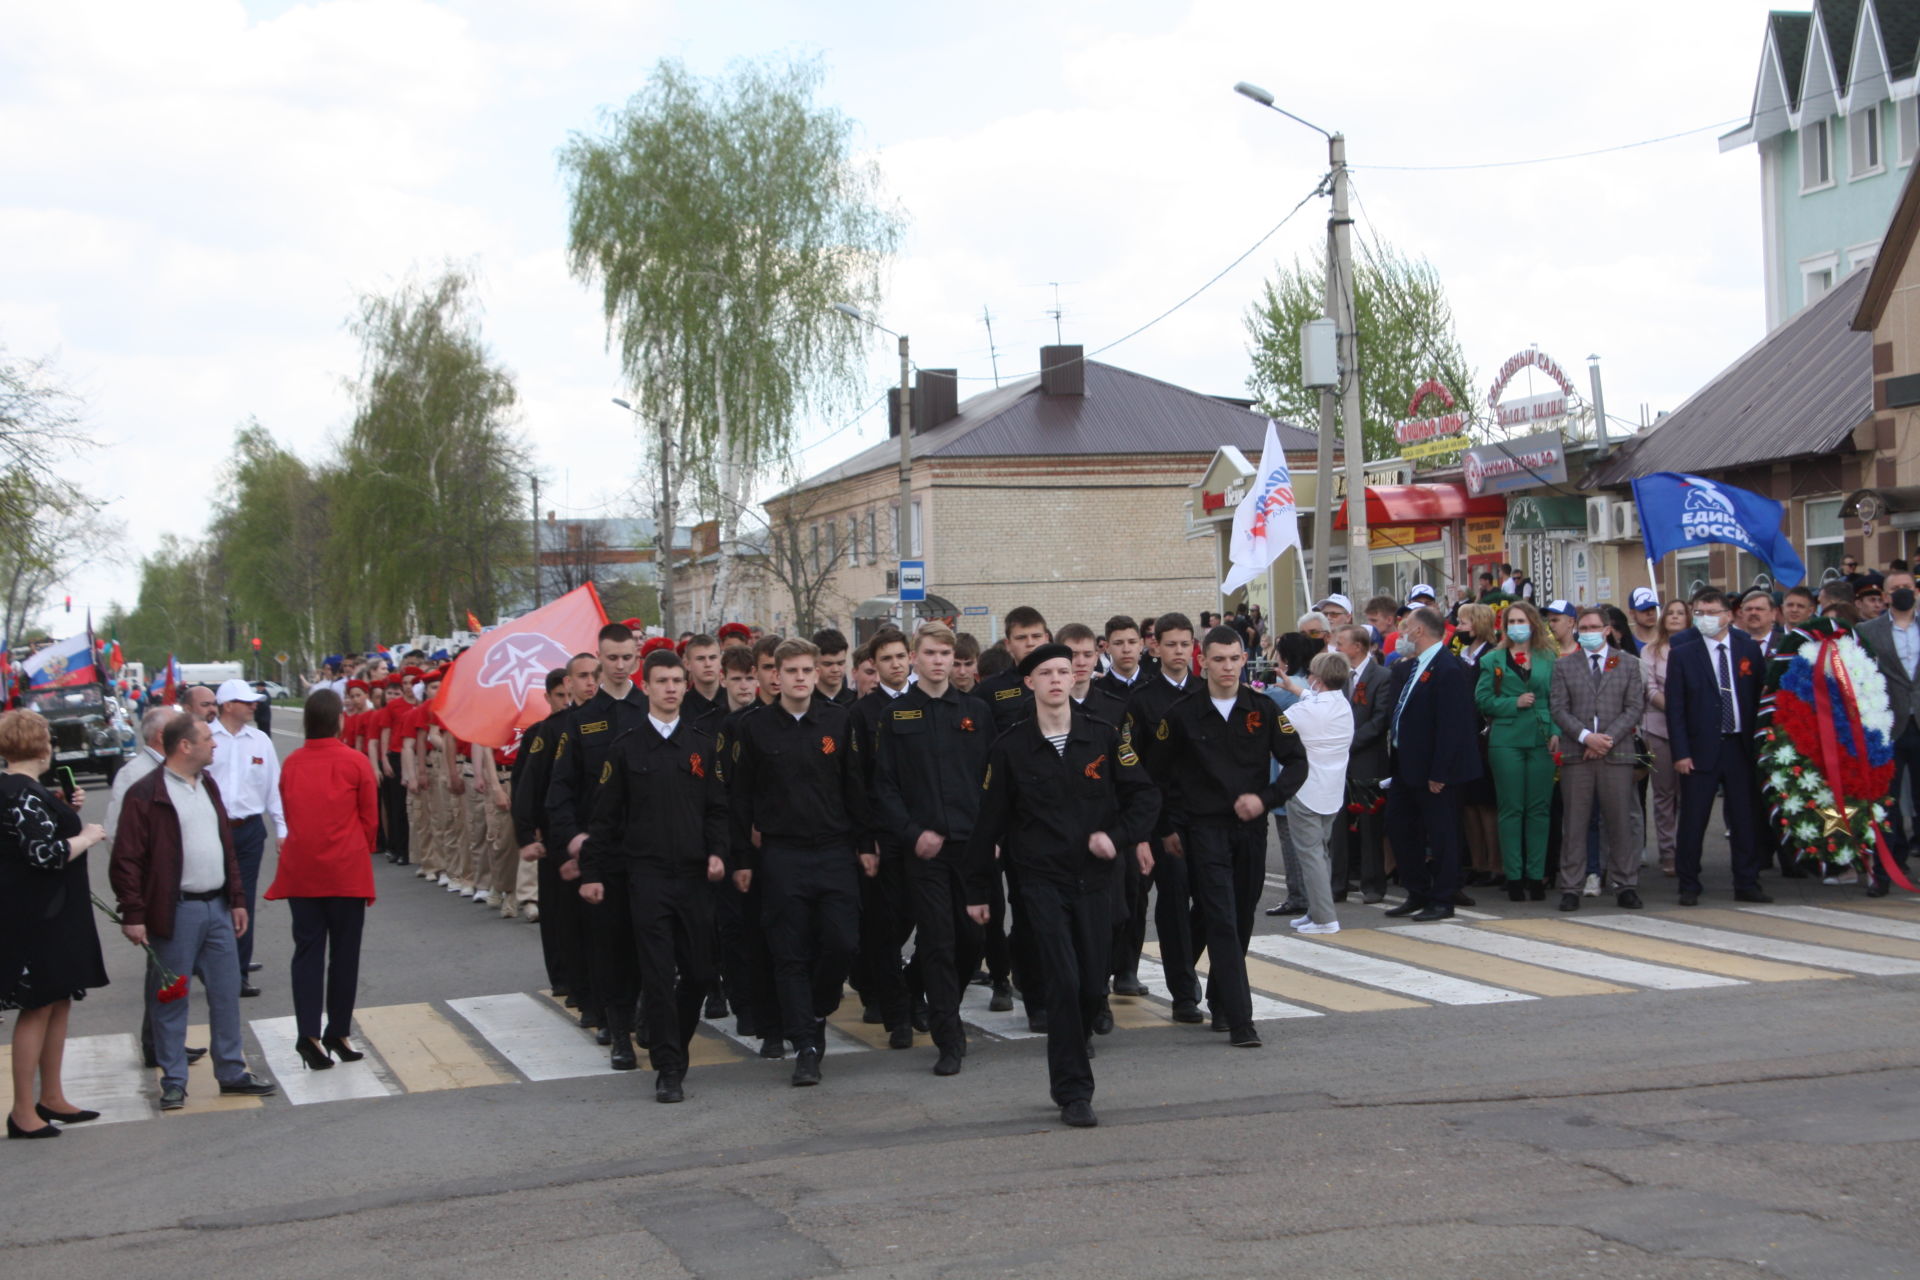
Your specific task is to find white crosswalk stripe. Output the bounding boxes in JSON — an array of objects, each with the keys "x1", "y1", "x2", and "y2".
[
  {"x1": 446, "y1": 993, "x2": 610, "y2": 1081},
  {"x1": 58, "y1": 1032, "x2": 153, "y2": 1125},
  {"x1": 1572, "y1": 916, "x2": 1920, "y2": 976},
  {"x1": 1740, "y1": 904, "x2": 1920, "y2": 943},
  {"x1": 249, "y1": 1016, "x2": 400, "y2": 1105},
  {"x1": 1248, "y1": 936, "x2": 1535, "y2": 1004},
  {"x1": 1385, "y1": 923, "x2": 1744, "y2": 990},
  {"x1": 1137, "y1": 954, "x2": 1321, "y2": 1019},
  {"x1": 958, "y1": 982, "x2": 1045, "y2": 1039}
]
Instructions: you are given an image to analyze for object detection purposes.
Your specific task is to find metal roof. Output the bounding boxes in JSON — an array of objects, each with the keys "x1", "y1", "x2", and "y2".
[
  {"x1": 780, "y1": 359, "x2": 1320, "y2": 497},
  {"x1": 1589, "y1": 265, "x2": 1872, "y2": 486}
]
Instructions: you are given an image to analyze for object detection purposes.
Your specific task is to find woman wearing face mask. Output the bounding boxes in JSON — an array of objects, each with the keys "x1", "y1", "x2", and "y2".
[
  {"x1": 1452, "y1": 604, "x2": 1502, "y2": 887},
  {"x1": 1475, "y1": 601, "x2": 1560, "y2": 901},
  {"x1": 1638, "y1": 599, "x2": 1691, "y2": 876}
]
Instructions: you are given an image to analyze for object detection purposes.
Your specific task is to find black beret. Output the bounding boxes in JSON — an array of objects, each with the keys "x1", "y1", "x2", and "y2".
[{"x1": 1017, "y1": 642, "x2": 1074, "y2": 679}]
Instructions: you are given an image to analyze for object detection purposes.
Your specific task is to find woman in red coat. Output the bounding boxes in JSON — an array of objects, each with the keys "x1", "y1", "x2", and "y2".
[{"x1": 266, "y1": 689, "x2": 378, "y2": 1070}]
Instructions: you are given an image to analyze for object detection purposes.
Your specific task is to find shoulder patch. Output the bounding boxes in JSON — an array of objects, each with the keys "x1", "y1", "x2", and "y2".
[
  {"x1": 599, "y1": 760, "x2": 612, "y2": 784},
  {"x1": 528, "y1": 735, "x2": 546, "y2": 754},
  {"x1": 982, "y1": 762, "x2": 992, "y2": 790},
  {"x1": 892, "y1": 708, "x2": 923, "y2": 721},
  {"x1": 580, "y1": 720, "x2": 610, "y2": 735},
  {"x1": 1118, "y1": 741, "x2": 1140, "y2": 768},
  {"x1": 994, "y1": 687, "x2": 1021, "y2": 701},
  {"x1": 1155, "y1": 719, "x2": 1170, "y2": 741},
  {"x1": 714, "y1": 731, "x2": 726, "y2": 754},
  {"x1": 554, "y1": 733, "x2": 569, "y2": 760},
  {"x1": 1277, "y1": 714, "x2": 1297, "y2": 735}
]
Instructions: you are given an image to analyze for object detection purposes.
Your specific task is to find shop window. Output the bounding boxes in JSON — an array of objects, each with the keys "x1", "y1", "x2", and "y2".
[{"x1": 1675, "y1": 553, "x2": 1711, "y2": 599}]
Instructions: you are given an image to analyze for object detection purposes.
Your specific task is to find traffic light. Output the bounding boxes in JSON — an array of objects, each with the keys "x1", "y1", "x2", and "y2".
[
  {"x1": 63, "y1": 595, "x2": 71, "y2": 613},
  {"x1": 251, "y1": 637, "x2": 262, "y2": 651}
]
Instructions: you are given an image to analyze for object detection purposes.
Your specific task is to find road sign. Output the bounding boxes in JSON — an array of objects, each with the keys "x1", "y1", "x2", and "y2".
[
  {"x1": 273, "y1": 651, "x2": 290, "y2": 665},
  {"x1": 961, "y1": 605, "x2": 988, "y2": 616},
  {"x1": 898, "y1": 560, "x2": 926, "y2": 602}
]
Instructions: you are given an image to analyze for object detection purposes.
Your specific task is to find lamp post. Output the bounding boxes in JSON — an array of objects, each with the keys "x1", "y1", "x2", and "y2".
[
  {"x1": 832, "y1": 303, "x2": 916, "y2": 623},
  {"x1": 1235, "y1": 81, "x2": 1371, "y2": 598}
]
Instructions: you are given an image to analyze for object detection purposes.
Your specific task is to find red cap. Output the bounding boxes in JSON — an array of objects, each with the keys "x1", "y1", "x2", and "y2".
[
  {"x1": 717, "y1": 622, "x2": 752, "y2": 645},
  {"x1": 346, "y1": 679, "x2": 372, "y2": 694},
  {"x1": 640, "y1": 636, "x2": 676, "y2": 658}
]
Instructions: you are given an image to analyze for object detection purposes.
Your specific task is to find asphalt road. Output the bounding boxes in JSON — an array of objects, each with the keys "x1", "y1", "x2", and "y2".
[{"x1": 4, "y1": 726, "x2": 1919, "y2": 1280}]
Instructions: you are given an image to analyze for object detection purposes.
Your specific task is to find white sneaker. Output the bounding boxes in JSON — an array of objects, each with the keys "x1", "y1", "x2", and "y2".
[
  {"x1": 1822, "y1": 871, "x2": 1859, "y2": 885},
  {"x1": 436, "y1": 873, "x2": 451, "y2": 887},
  {"x1": 1289, "y1": 914, "x2": 1313, "y2": 929},
  {"x1": 473, "y1": 889, "x2": 491, "y2": 903},
  {"x1": 521, "y1": 903, "x2": 540, "y2": 923},
  {"x1": 1583, "y1": 873, "x2": 1601, "y2": 897},
  {"x1": 484, "y1": 891, "x2": 503, "y2": 907},
  {"x1": 1296, "y1": 920, "x2": 1341, "y2": 934}
]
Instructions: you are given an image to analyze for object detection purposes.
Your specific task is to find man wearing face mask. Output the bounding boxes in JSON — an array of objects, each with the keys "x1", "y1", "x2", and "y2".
[
  {"x1": 1665, "y1": 590, "x2": 1768, "y2": 906},
  {"x1": 1549, "y1": 608, "x2": 1648, "y2": 910},
  {"x1": 1857, "y1": 571, "x2": 1920, "y2": 896}
]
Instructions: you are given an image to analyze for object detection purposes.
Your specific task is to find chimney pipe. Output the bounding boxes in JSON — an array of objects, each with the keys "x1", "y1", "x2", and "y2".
[{"x1": 1040, "y1": 345, "x2": 1084, "y2": 396}]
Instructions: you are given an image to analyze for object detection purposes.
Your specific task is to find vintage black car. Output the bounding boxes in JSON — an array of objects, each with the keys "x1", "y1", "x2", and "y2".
[{"x1": 24, "y1": 683, "x2": 134, "y2": 780}]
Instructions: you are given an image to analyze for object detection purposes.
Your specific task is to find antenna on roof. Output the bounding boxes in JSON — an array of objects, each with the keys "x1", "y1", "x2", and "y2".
[
  {"x1": 982, "y1": 304, "x2": 1001, "y2": 388},
  {"x1": 1046, "y1": 282, "x2": 1064, "y2": 345}
]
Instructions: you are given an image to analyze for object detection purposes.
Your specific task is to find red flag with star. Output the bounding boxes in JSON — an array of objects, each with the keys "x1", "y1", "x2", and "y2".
[{"x1": 429, "y1": 584, "x2": 607, "y2": 747}]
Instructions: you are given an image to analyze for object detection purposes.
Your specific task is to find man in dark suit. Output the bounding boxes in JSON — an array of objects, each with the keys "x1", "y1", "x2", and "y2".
[
  {"x1": 1856, "y1": 568, "x2": 1920, "y2": 895},
  {"x1": 1666, "y1": 589, "x2": 1769, "y2": 906},
  {"x1": 1336, "y1": 624, "x2": 1390, "y2": 903},
  {"x1": 1381, "y1": 607, "x2": 1482, "y2": 922}
]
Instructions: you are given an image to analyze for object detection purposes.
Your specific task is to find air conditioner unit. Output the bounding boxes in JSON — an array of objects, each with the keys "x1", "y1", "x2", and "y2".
[
  {"x1": 1609, "y1": 502, "x2": 1642, "y2": 543},
  {"x1": 1586, "y1": 497, "x2": 1612, "y2": 542}
]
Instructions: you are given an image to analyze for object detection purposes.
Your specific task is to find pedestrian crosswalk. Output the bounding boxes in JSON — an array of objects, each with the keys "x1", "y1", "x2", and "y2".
[{"x1": 10, "y1": 896, "x2": 1920, "y2": 1124}]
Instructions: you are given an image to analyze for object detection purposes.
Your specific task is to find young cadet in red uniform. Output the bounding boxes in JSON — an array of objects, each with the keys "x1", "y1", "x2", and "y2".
[
  {"x1": 966, "y1": 643, "x2": 1158, "y2": 1128},
  {"x1": 582, "y1": 649, "x2": 728, "y2": 1103}
]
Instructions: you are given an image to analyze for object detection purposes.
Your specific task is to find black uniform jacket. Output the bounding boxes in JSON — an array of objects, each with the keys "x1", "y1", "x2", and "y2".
[
  {"x1": 544, "y1": 685, "x2": 647, "y2": 854},
  {"x1": 870, "y1": 683, "x2": 993, "y2": 858},
  {"x1": 963, "y1": 705, "x2": 1160, "y2": 902},
  {"x1": 1073, "y1": 684, "x2": 1129, "y2": 731},
  {"x1": 1124, "y1": 672, "x2": 1197, "y2": 836},
  {"x1": 581, "y1": 717, "x2": 729, "y2": 883},
  {"x1": 726, "y1": 700, "x2": 866, "y2": 871},
  {"x1": 510, "y1": 709, "x2": 566, "y2": 846},
  {"x1": 1157, "y1": 684, "x2": 1311, "y2": 829},
  {"x1": 974, "y1": 667, "x2": 1034, "y2": 735}
]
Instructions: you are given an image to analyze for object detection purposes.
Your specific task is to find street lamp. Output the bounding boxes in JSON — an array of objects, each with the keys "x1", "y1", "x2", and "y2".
[
  {"x1": 832, "y1": 302, "x2": 915, "y2": 566},
  {"x1": 1235, "y1": 79, "x2": 1370, "y2": 598}
]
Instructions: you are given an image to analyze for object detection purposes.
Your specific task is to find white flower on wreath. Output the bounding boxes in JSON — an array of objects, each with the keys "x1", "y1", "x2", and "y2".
[
  {"x1": 1780, "y1": 793, "x2": 1806, "y2": 814},
  {"x1": 1796, "y1": 820, "x2": 1821, "y2": 844},
  {"x1": 1835, "y1": 634, "x2": 1895, "y2": 741}
]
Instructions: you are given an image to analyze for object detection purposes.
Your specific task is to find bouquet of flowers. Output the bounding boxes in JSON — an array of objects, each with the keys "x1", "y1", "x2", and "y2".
[{"x1": 91, "y1": 893, "x2": 189, "y2": 1002}]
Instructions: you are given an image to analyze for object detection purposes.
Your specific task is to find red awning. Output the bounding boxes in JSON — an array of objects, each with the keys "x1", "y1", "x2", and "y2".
[{"x1": 1333, "y1": 483, "x2": 1505, "y2": 529}]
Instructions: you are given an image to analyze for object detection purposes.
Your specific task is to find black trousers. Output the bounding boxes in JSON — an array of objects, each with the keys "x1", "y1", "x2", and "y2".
[
  {"x1": 535, "y1": 850, "x2": 584, "y2": 1002},
  {"x1": 288, "y1": 897, "x2": 365, "y2": 1041},
  {"x1": 1385, "y1": 779, "x2": 1464, "y2": 907},
  {"x1": 231, "y1": 815, "x2": 268, "y2": 972},
  {"x1": 980, "y1": 866, "x2": 1011, "y2": 985},
  {"x1": 714, "y1": 878, "x2": 779, "y2": 1037},
  {"x1": 854, "y1": 855, "x2": 914, "y2": 1028},
  {"x1": 1879, "y1": 723, "x2": 1920, "y2": 889},
  {"x1": 1004, "y1": 860, "x2": 1047, "y2": 1013},
  {"x1": 1151, "y1": 834, "x2": 1200, "y2": 1005},
  {"x1": 381, "y1": 754, "x2": 410, "y2": 860},
  {"x1": 906, "y1": 853, "x2": 983, "y2": 1054},
  {"x1": 626, "y1": 875, "x2": 712, "y2": 1075},
  {"x1": 1184, "y1": 822, "x2": 1263, "y2": 1032},
  {"x1": 1109, "y1": 845, "x2": 1149, "y2": 982},
  {"x1": 1021, "y1": 873, "x2": 1111, "y2": 1107},
  {"x1": 1676, "y1": 734, "x2": 1760, "y2": 896},
  {"x1": 586, "y1": 874, "x2": 640, "y2": 1034},
  {"x1": 1340, "y1": 795, "x2": 1385, "y2": 896},
  {"x1": 760, "y1": 843, "x2": 860, "y2": 1051}
]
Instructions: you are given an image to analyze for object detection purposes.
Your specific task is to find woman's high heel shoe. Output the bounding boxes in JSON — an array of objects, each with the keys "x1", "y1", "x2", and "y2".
[
  {"x1": 322, "y1": 1036, "x2": 365, "y2": 1063},
  {"x1": 35, "y1": 1102, "x2": 99, "y2": 1124},
  {"x1": 7, "y1": 1114, "x2": 60, "y2": 1139},
  {"x1": 294, "y1": 1036, "x2": 334, "y2": 1071},
  {"x1": 1507, "y1": 882, "x2": 1526, "y2": 903}
]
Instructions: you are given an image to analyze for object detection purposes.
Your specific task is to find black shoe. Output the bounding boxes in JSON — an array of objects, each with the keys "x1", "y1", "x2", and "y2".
[
  {"x1": 34, "y1": 1102, "x2": 99, "y2": 1124},
  {"x1": 791, "y1": 1048, "x2": 822, "y2": 1086},
  {"x1": 1734, "y1": 889, "x2": 1775, "y2": 904},
  {"x1": 245, "y1": 962, "x2": 264, "y2": 974},
  {"x1": 1362, "y1": 891, "x2": 1385, "y2": 904},
  {"x1": 1507, "y1": 883, "x2": 1526, "y2": 902},
  {"x1": 238, "y1": 984, "x2": 261, "y2": 998},
  {"x1": 1382, "y1": 900, "x2": 1422, "y2": 918},
  {"x1": 578, "y1": 1008, "x2": 603, "y2": 1029},
  {"x1": 1229, "y1": 1027, "x2": 1262, "y2": 1048},
  {"x1": 1678, "y1": 891, "x2": 1700, "y2": 906},
  {"x1": 158, "y1": 1084, "x2": 186, "y2": 1111},
  {"x1": 1779, "y1": 864, "x2": 1809, "y2": 879},
  {"x1": 1452, "y1": 890, "x2": 1476, "y2": 907},
  {"x1": 1411, "y1": 905, "x2": 1454, "y2": 922},
  {"x1": 1210, "y1": 1011, "x2": 1229, "y2": 1033},
  {"x1": 1263, "y1": 902, "x2": 1295, "y2": 917},
  {"x1": 1084, "y1": 1037, "x2": 1096, "y2": 1060},
  {"x1": 7, "y1": 1115, "x2": 60, "y2": 1139},
  {"x1": 759, "y1": 1037, "x2": 786, "y2": 1059},
  {"x1": 186, "y1": 1046, "x2": 207, "y2": 1063},
  {"x1": 969, "y1": 970, "x2": 993, "y2": 987},
  {"x1": 988, "y1": 984, "x2": 1014, "y2": 1013},
  {"x1": 911, "y1": 1000, "x2": 929, "y2": 1033},
  {"x1": 1111, "y1": 973, "x2": 1148, "y2": 997},
  {"x1": 1558, "y1": 892, "x2": 1580, "y2": 912},
  {"x1": 1026, "y1": 1009, "x2": 1049, "y2": 1034},
  {"x1": 1332, "y1": 890, "x2": 1349, "y2": 903},
  {"x1": 595, "y1": 1026, "x2": 613, "y2": 1047},
  {"x1": 294, "y1": 1037, "x2": 333, "y2": 1071},
  {"x1": 1868, "y1": 881, "x2": 1892, "y2": 898},
  {"x1": 861, "y1": 1004, "x2": 884, "y2": 1025},
  {"x1": 609, "y1": 1035, "x2": 638, "y2": 1071},
  {"x1": 655, "y1": 1071, "x2": 685, "y2": 1104},
  {"x1": 1061, "y1": 1099, "x2": 1098, "y2": 1128},
  {"x1": 322, "y1": 1036, "x2": 364, "y2": 1063},
  {"x1": 703, "y1": 992, "x2": 729, "y2": 1020},
  {"x1": 1092, "y1": 1002, "x2": 1115, "y2": 1035},
  {"x1": 1170, "y1": 1000, "x2": 1205, "y2": 1024},
  {"x1": 1616, "y1": 889, "x2": 1644, "y2": 910},
  {"x1": 888, "y1": 1024, "x2": 913, "y2": 1050},
  {"x1": 218, "y1": 1073, "x2": 276, "y2": 1097},
  {"x1": 934, "y1": 1050, "x2": 963, "y2": 1077},
  {"x1": 1527, "y1": 881, "x2": 1546, "y2": 901}
]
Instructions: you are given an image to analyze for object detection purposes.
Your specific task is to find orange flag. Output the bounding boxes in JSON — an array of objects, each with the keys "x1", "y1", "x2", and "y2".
[{"x1": 431, "y1": 584, "x2": 606, "y2": 747}]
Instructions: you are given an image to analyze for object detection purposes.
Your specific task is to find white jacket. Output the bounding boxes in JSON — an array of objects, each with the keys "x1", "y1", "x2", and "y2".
[{"x1": 1281, "y1": 688, "x2": 1354, "y2": 816}]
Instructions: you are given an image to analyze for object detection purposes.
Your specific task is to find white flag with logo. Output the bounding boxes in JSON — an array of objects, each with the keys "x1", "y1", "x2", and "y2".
[{"x1": 1221, "y1": 419, "x2": 1302, "y2": 594}]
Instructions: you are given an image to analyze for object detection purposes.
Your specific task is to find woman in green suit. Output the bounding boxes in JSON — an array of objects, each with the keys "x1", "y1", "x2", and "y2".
[{"x1": 1475, "y1": 600, "x2": 1561, "y2": 902}]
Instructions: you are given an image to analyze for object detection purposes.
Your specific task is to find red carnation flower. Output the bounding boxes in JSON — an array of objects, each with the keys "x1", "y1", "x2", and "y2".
[{"x1": 157, "y1": 975, "x2": 189, "y2": 1004}]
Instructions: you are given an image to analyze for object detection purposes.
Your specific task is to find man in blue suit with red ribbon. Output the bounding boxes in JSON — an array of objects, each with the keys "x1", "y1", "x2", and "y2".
[{"x1": 1665, "y1": 589, "x2": 1769, "y2": 906}]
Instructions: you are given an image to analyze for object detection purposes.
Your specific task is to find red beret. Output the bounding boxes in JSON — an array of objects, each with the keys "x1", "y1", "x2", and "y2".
[
  {"x1": 640, "y1": 636, "x2": 676, "y2": 658},
  {"x1": 346, "y1": 679, "x2": 372, "y2": 693},
  {"x1": 620, "y1": 617, "x2": 644, "y2": 632},
  {"x1": 717, "y1": 622, "x2": 752, "y2": 645}
]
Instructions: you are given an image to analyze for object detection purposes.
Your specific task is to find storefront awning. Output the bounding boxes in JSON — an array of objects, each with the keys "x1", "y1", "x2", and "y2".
[
  {"x1": 1333, "y1": 483, "x2": 1505, "y2": 529},
  {"x1": 1504, "y1": 494, "x2": 1587, "y2": 532}
]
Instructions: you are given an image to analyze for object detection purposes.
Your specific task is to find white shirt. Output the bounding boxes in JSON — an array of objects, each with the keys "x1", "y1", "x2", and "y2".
[
  {"x1": 1704, "y1": 636, "x2": 1742, "y2": 733},
  {"x1": 1282, "y1": 688, "x2": 1355, "y2": 816},
  {"x1": 165, "y1": 767, "x2": 227, "y2": 893},
  {"x1": 105, "y1": 744, "x2": 165, "y2": 842},
  {"x1": 1107, "y1": 666, "x2": 1140, "y2": 688},
  {"x1": 1209, "y1": 696, "x2": 1237, "y2": 721},
  {"x1": 208, "y1": 718, "x2": 287, "y2": 836},
  {"x1": 649, "y1": 715, "x2": 679, "y2": 739}
]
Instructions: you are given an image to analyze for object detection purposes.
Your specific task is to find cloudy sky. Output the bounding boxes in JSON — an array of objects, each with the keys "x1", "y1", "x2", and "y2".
[{"x1": 3, "y1": 0, "x2": 1783, "y2": 629}]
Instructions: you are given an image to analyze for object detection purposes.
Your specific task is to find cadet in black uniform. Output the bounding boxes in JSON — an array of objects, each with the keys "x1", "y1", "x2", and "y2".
[
  {"x1": 727, "y1": 638, "x2": 867, "y2": 1087},
  {"x1": 871, "y1": 623, "x2": 992, "y2": 1075},
  {"x1": 1092, "y1": 616, "x2": 1152, "y2": 997},
  {"x1": 966, "y1": 643, "x2": 1158, "y2": 1128},
  {"x1": 680, "y1": 633, "x2": 724, "y2": 721},
  {"x1": 1058, "y1": 622, "x2": 1131, "y2": 1035},
  {"x1": 1125, "y1": 612, "x2": 1201, "y2": 1019},
  {"x1": 847, "y1": 627, "x2": 914, "y2": 1042},
  {"x1": 811, "y1": 628, "x2": 858, "y2": 707},
  {"x1": 1157, "y1": 625, "x2": 1310, "y2": 1047},
  {"x1": 581, "y1": 650, "x2": 728, "y2": 1104},
  {"x1": 512, "y1": 660, "x2": 593, "y2": 1006},
  {"x1": 544, "y1": 623, "x2": 647, "y2": 1068},
  {"x1": 711, "y1": 642, "x2": 782, "y2": 1056}
]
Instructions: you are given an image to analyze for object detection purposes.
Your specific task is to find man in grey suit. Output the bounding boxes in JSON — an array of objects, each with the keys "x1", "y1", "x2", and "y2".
[
  {"x1": 1337, "y1": 625, "x2": 1392, "y2": 903},
  {"x1": 1856, "y1": 568, "x2": 1920, "y2": 896},
  {"x1": 1550, "y1": 606, "x2": 1648, "y2": 911}
]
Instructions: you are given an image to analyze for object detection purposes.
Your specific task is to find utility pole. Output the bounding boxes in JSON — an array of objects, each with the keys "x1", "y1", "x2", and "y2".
[
  {"x1": 529, "y1": 472, "x2": 542, "y2": 607},
  {"x1": 1329, "y1": 134, "x2": 1371, "y2": 595},
  {"x1": 1588, "y1": 355, "x2": 1611, "y2": 457},
  {"x1": 897, "y1": 332, "x2": 915, "y2": 631}
]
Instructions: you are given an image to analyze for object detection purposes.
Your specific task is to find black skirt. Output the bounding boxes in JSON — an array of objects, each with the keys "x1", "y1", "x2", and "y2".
[{"x1": 0, "y1": 774, "x2": 109, "y2": 1011}]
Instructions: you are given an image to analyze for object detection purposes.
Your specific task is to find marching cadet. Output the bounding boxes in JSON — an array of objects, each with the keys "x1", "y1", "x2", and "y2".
[
  {"x1": 681, "y1": 633, "x2": 724, "y2": 719},
  {"x1": 414, "y1": 668, "x2": 451, "y2": 886},
  {"x1": 545, "y1": 623, "x2": 647, "y2": 1068},
  {"x1": 712, "y1": 640, "x2": 781, "y2": 1054},
  {"x1": 1156, "y1": 625, "x2": 1309, "y2": 1047},
  {"x1": 966, "y1": 644, "x2": 1157, "y2": 1128},
  {"x1": 871, "y1": 623, "x2": 992, "y2": 1075},
  {"x1": 1125, "y1": 613, "x2": 1200, "y2": 1019},
  {"x1": 811, "y1": 628, "x2": 858, "y2": 706},
  {"x1": 513, "y1": 660, "x2": 594, "y2": 1006},
  {"x1": 581, "y1": 649, "x2": 728, "y2": 1104},
  {"x1": 726, "y1": 638, "x2": 867, "y2": 1088},
  {"x1": 1096, "y1": 616, "x2": 1148, "y2": 697},
  {"x1": 1060, "y1": 624, "x2": 1129, "y2": 727},
  {"x1": 848, "y1": 627, "x2": 914, "y2": 1040},
  {"x1": 951, "y1": 632, "x2": 981, "y2": 694}
]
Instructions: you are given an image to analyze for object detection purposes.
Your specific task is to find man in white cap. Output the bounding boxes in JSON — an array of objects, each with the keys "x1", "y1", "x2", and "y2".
[
  {"x1": 1628, "y1": 587, "x2": 1662, "y2": 654},
  {"x1": 1313, "y1": 594, "x2": 1354, "y2": 630},
  {"x1": 207, "y1": 678, "x2": 286, "y2": 995},
  {"x1": 1408, "y1": 584, "x2": 1438, "y2": 608},
  {"x1": 1542, "y1": 600, "x2": 1578, "y2": 654}
]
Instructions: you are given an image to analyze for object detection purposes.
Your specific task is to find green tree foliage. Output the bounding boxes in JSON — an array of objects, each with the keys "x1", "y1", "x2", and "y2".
[
  {"x1": 106, "y1": 535, "x2": 225, "y2": 670},
  {"x1": 1245, "y1": 238, "x2": 1476, "y2": 463},
  {"x1": 208, "y1": 420, "x2": 336, "y2": 668}
]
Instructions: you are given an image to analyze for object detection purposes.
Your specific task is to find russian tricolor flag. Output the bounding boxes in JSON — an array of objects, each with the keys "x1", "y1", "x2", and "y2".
[{"x1": 22, "y1": 632, "x2": 101, "y2": 689}]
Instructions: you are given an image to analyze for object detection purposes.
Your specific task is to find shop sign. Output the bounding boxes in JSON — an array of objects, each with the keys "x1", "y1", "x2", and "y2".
[
  {"x1": 1463, "y1": 429, "x2": 1568, "y2": 497},
  {"x1": 1370, "y1": 522, "x2": 1442, "y2": 551},
  {"x1": 1201, "y1": 489, "x2": 1228, "y2": 513},
  {"x1": 1393, "y1": 379, "x2": 1467, "y2": 447},
  {"x1": 1488, "y1": 348, "x2": 1575, "y2": 429},
  {"x1": 1402, "y1": 434, "x2": 1470, "y2": 461},
  {"x1": 1464, "y1": 516, "x2": 1503, "y2": 558}
]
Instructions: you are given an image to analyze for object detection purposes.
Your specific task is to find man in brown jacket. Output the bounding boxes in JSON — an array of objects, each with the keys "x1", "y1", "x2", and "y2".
[{"x1": 109, "y1": 716, "x2": 276, "y2": 1109}]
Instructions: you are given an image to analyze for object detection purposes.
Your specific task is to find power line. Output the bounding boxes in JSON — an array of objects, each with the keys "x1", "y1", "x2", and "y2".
[{"x1": 1354, "y1": 116, "x2": 1747, "y2": 173}]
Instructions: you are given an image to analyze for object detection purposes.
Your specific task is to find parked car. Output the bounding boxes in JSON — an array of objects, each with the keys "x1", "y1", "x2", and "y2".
[{"x1": 23, "y1": 683, "x2": 135, "y2": 780}]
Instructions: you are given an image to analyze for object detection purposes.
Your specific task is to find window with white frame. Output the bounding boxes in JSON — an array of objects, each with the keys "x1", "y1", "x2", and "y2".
[
  {"x1": 890, "y1": 499, "x2": 922, "y2": 558},
  {"x1": 1902, "y1": 96, "x2": 1919, "y2": 165},
  {"x1": 1675, "y1": 552, "x2": 1711, "y2": 599},
  {"x1": 1802, "y1": 251, "x2": 1840, "y2": 303},
  {"x1": 1850, "y1": 103, "x2": 1884, "y2": 178},
  {"x1": 866, "y1": 510, "x2": 878, "y2": 562},
  {"x1": 1802, "y1": 116, "x2": 1835, "y2": 190},
  {"x1": 847, "y1": 514, "x2": 860, "y2": 566},
  {"x1": 1849, "y1": 240, "x2": 1881, "y2": 274},
  {"x1": 1803, "y1": 496, "x2": 1846, "y2": 583}
]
